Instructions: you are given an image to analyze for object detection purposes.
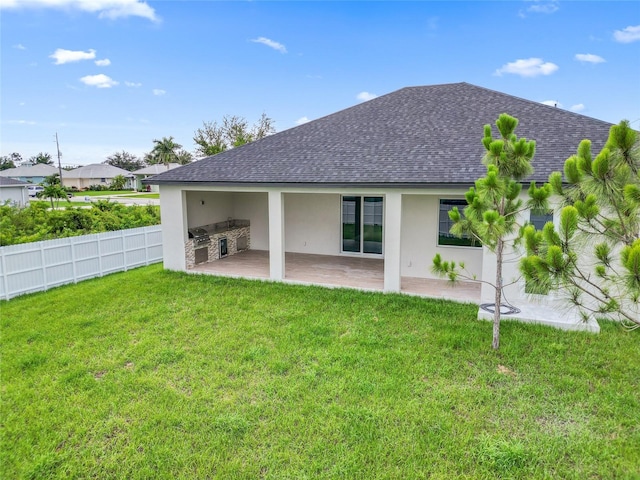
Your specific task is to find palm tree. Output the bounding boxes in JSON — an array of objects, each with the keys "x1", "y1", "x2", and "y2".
[
  {"x1": 148, "y1": 136, "x2": 182, "y2": 169},
  {"x1": 39, "y1": 174, "x2": 69, "y2": 208}
]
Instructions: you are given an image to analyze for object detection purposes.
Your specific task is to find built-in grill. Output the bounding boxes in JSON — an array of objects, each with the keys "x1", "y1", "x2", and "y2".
[{"x1": 188, "y1": 227, "x2": 211, "y2": 248}]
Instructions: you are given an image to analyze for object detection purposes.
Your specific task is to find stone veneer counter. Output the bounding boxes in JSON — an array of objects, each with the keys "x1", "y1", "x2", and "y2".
[{"x1": 185, "y1": 220, "x2": 250, "y2": 268}]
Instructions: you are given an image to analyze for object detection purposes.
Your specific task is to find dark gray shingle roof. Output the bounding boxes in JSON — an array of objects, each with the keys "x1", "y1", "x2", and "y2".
[
  {"x1": 0, "y1": 177, "x2": 30, "y2": 186},
  {"x1": 148, "y1": 82, "x2": 614, "y2": 187}
]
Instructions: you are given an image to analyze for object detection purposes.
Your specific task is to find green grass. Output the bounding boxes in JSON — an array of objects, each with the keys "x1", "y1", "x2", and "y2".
[
  {"x1": 2, "y1": 265, "x2": 638, "y2": 479},
  {"x1": 71, "y1": 190, "x2": 134, "y2": 197},
  {"x1": 124, "y1": 193, "x2": 160, "y2": 199}
]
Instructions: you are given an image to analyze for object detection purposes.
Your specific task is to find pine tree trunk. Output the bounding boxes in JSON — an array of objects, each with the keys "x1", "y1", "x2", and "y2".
[{"x1": 493, "y1": 238, "x2": 504, "y2": 350}]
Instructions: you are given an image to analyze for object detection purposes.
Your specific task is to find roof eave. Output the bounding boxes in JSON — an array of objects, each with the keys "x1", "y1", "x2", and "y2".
[{"x1": 142, "y1": 179, "x2": 477, "y2": 189}]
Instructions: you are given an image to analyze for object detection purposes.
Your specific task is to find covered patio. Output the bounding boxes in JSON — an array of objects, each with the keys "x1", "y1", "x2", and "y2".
[{"x1": 189, "y1": 250, "x2": 481, "y2": 304}]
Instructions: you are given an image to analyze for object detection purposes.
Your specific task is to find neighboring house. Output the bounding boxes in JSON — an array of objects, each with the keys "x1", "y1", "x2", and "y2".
[
  {"x1": 62, "y1": 164, "x2": 134, "y2": 190},
  {"x1": 0, "y1": 177, "x2": 30, "y2": 206},
  {"x1": 0, "y1": 164, "x2": 59, "y2": 184},
  {"x1": 145, "y1": 82, "x2": 613, "y2": 331},
  {"x1": 132, "y1": 163, "x2": 180, "y2": 192}
]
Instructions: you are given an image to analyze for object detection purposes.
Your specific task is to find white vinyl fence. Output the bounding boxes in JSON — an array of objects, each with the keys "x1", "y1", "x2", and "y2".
[{"x1": 0, "y1": 226, "x2": 163, "y2": 300}]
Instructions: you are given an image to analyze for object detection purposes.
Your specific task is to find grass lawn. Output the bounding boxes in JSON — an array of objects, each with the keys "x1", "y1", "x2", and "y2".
[
  {"x1": 2, "y1": 265, "x2": 638, "y2": 479},
  {"x1": 71, "y1": 191, "x2": 134, "y2": 197},
  {"x1": 124, "y1": 193, "x2": 160, "y2": 199}
]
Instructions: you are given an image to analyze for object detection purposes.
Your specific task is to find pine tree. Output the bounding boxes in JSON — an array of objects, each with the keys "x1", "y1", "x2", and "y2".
[
  {"x1": 521, "y1": 120, "x2": 640, "y2": 329},
  {"x1": 432, "y1": 114, "x2": 551, "y2": 349}
]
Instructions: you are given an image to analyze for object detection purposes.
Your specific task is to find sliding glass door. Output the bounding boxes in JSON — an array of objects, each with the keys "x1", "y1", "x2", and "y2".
[{"x1": 342, "y1": 196, "x2": 383, "y2": 254}]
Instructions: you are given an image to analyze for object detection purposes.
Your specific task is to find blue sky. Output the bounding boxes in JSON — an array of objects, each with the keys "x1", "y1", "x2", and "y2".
[{"x1": 1, "y1": 0, "x2": 639, "y2": 166}]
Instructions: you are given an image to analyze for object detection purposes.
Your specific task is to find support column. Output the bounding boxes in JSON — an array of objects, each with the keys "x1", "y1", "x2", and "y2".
[
  {"x1": 160, "y1": 186, "x2": 187, "y2": 271},
  {"x1": 268, "y1": 190, "x2": 285, "y2": 280},
  {"x1": 384, "y1": 192, "x2": 402, "y2": 292}
]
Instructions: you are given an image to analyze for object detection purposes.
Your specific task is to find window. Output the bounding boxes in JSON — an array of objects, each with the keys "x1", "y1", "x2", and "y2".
[
  {"x1": 525, "y1": 209, "x2": 554, "y2": 295},
  {"x1": 530, "y1": 209, "x2": 553, "y2": 230},
  {"x1": 100, "y1": 178, "x2": 106, "y2": 183},
  {"x1": 438, "y1": 199, "x2": 480, "y2": 247},
  {"x1": 342, "y1": 196, "x2": 383, "y2": 254}
]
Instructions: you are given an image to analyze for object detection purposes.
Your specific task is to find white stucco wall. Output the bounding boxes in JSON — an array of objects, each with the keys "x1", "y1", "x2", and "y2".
[
  {"x1": 232, "y1": 192, "x2": 269, "y2": 250},
  {"x1": 0, "y1": 186, "x2": 29, "y2": 206},
  {"x1": 284, "y1": 193, "x2": 341, "y2": 255},
  {"x1": 185, "y1": 191, "x2": 234, "y2": 228},
  {"x1": 401, "y1": 194, "x2": 484, "y2": 280},
  {"x1": 159, "y1": 185, "x2": 188, "y2": 271}
]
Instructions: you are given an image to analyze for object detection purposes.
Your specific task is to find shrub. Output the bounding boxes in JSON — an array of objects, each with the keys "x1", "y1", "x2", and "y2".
[{"x1": 0, "y1": 202, "x2": 161, "y2": 246}]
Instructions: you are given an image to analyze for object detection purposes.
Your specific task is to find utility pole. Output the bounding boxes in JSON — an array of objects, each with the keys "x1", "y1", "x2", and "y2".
[{"x1": 55, "y1": 132, "x2": 63, "y2": 183}]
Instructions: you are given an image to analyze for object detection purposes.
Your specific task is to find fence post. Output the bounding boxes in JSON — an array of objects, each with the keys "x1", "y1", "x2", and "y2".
[
  {"x1": 97, "y1": 234, "x2": 103, "y2": 277},
  {"x1": 1, "y1": 248, "x2": 9, "y2": 301},
  {"x1": 40, "y1": 241, "x2": 48, "y2": 291},
  {"x1": 144, "y1": 228, "x2": 149, "y2": 265},
  {"x1": 122, "y1": 229, "x2": 128, "y2": 272},
  {"x1": 71, "y1": 238, "x2": 78, "y2": 284}
]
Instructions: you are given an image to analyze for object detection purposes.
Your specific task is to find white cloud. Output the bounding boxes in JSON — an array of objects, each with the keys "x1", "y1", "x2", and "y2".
[
  {"x1": 494, "y1": 57, "x2": 558, "y2": 77},
  {"x1": 80, "y1": 74, "x2": 118, "y2": 88},
  {"x1": 251, "y1": 37, "x2": 287, "y2": 53},
  {"x1": 614, "y1": 25, "x2": 640, "y2": 43},
  {"x1": 8, "y1": 120, "x2": 37, "y2": 125},
  {"x1": 357, "y1": 91, "x2": 378, "y2": 101},
  {"x1": 570, "y1": 104, "x2": 585, "y2": 112},
  {"x1": 125, "y1": 81, "x2": 142, "y2": 87},
  {"x1": 95, "y1": 58, "x2": 111, "y2": 66},
  {"x1": 541, "y1": 100, "x2": 562, "y2": 108},
  {"x1": 426, "y1": 16, "x2": 438, "y2": 31},
  {"x1": 50, "y1": 48, "x2": 96, "y2": 65},
  {"x1": 0, "y1": 0, "x2": 159, "y2": 22},
  {"x1": 575, "y1": 53, "x2": 605, "y2": 64},
  {"x1": 13, "y1": 43, "x2": 26, "y2": 50},
  {"x1": 152, "y1": 89, "x2": 166, "y2": 96},
  {"x1": 295, "y1": 116, "x2": 310, "y2": 125},
  {"x1": 526, "y1": 1, "x2": 559, "y2": 14}
]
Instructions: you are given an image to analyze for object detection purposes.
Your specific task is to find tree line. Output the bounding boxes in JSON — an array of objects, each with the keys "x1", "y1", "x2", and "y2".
[{"x1": 0, "y1": 114, "x2": 276, "y2": 172}]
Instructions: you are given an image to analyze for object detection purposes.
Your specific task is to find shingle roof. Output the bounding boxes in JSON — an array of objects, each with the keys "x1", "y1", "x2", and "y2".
[
  {"x1": 147, "y1": 82, "x2": 614, "y2": 188},
  {"x1": 64, "y1": 164, "x2": 133, "y2": 179},
  {"x1": 0, "y1": 164, "x2": 58, "y2": 178},
  {"x1": 0, "y1": 177, "x2": 30, "y2": 186}
]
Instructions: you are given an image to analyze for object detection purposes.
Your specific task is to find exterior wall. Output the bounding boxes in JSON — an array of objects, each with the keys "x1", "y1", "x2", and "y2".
[
  {"x1": 186, "y1": 191, "x2": 234, "y2": 228},
  {"x1": 62, "y1": 178, "x2": 82, "y2": 189},
  {"x1": 480, "y1": 194, "x2": 562, "y2": 306},
  {"x1": 0, "y1": 186, "x2": 29, "y2": 206},
  {"x1": 232, "y1": 192, "x2": 269, "y2": 250},
  {"x1": 401, "y1": 194, "x2": 484, "y2": 280},
  {"x1": 62, "y1": 177, "x2": 135, "y2": 190},
  {"x1": 159, "y1": 186, "x2": 188, "y2": 270},
  {"x1": 136, "y1": 175, "x2": 159, "y2": 192},
  {"x1": 284, "y1": 193, "x2": 341, "y2": 255}
]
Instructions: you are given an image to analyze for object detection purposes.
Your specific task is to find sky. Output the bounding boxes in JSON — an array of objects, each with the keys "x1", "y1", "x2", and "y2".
[{"x1": 1, "y1": 0, "x2": 639, "y2": 167}]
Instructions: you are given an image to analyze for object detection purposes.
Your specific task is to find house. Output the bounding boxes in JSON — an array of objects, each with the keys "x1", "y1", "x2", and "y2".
[
  {"x1": 0, "y1": 164, "x2": 59, "y2": 184},
  {"x1": 145, "y1": 82, "x2": 613, "y2": 331},
  {"x1": 62, "y1": 164, "x2": 134, "y2": 190},
  {"x1": 0, "y1": 177, "x2": 30, "y2": 206},
  {"x1": 132, "y1": 163, "x2": 180, "y2": 192}
]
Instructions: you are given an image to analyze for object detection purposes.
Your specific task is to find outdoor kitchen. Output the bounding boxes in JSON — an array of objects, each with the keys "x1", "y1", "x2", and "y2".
[{"x1": 185, "y1": 218, "x2": 250, "y2": 268}]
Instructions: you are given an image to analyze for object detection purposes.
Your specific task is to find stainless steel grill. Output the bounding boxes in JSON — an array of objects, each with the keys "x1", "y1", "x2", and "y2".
[{"x1": 188, "y1": 227, "x2": 211, "y2": 247}]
